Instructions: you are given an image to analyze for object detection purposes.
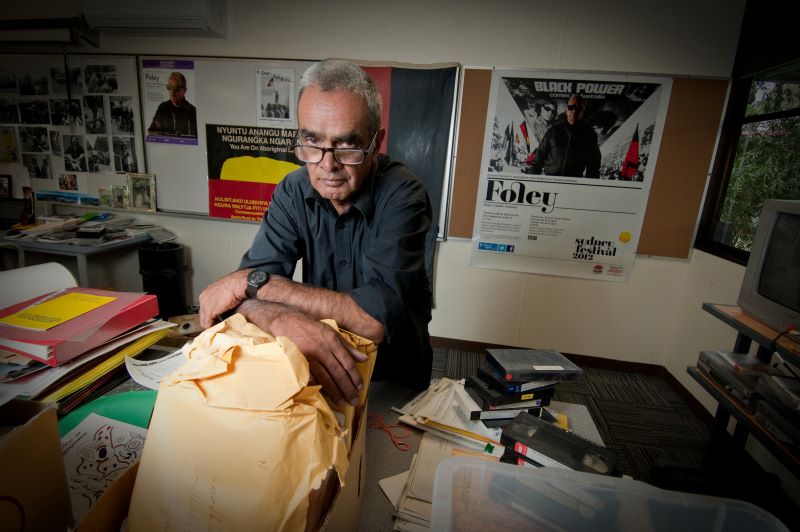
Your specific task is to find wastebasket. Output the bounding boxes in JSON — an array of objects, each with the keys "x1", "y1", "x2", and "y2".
[{"x1": 138, "y1": 242, "x2": 189, "y2": 319}]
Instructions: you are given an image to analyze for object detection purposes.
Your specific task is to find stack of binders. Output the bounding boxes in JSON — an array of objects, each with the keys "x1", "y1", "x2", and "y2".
[{"x1": 465, "y1": 348, "x2": 583, "y2": 429}]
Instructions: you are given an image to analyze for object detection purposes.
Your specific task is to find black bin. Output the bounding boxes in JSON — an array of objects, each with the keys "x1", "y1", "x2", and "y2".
[{"x1": 138, "y1": 242, "x2": 189, "y2": 319}]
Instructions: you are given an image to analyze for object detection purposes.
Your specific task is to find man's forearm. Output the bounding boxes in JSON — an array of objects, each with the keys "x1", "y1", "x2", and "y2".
[{"x1": 256, "y1": 275, "x2": 385, "y2": 343}]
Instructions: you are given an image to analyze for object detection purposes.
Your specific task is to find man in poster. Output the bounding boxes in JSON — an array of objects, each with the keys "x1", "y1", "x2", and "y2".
[
  {"x1": 531, "y1": 94, "x2": 601, "y2": 178},
  {"x1": 148, "y1": 72, "x2": 197, "y2": 137}
]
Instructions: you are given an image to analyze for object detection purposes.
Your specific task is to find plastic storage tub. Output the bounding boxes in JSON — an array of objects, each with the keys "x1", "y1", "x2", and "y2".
[{"x1": 431, "y1": 457, "x2": 788, "y2": 532}]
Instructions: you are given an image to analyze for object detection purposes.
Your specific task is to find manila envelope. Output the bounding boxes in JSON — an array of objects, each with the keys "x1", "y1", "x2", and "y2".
[{"x1": 127, "y1": 313, "x2": 374, "y2": 532}]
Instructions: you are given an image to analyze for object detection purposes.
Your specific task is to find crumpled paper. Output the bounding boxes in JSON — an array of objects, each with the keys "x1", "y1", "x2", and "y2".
[{"x1": 127, "y1": 313, "x2": 367, "y2": 532}]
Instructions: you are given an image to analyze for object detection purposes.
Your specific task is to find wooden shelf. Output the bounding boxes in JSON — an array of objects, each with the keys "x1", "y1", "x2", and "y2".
[
  {"x1": 688, "y1": 367, "x2": 800, "y2": 477},
  {"x1": 692, "y1": 302, "x2": 800, "y2": 480},
  {"x1": 702, "y1": 303, "x2": 800, "y2": 364}
]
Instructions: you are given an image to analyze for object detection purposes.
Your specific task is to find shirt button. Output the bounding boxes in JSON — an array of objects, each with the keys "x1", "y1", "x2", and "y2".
[
  {"x1": 339, "y1": 260, "x2": 347, "y2": 266},
  {"x1": 336, "y1": 221, "x2": 344, "y2": 230}
]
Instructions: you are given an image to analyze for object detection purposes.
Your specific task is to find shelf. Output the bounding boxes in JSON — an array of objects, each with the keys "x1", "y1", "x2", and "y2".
[
  {"x1": 702, "y1": 303, "x2": 800, "y2": 366},
  {"x1": 688, "y1": 367, "x2": 800, "y2": 478}
]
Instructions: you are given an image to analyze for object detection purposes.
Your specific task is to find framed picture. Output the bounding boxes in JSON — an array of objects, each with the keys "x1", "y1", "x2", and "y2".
[
  {"x1": 0, "y1": 174, "x2": 10, "y2": 198},
  {"x1": 98, "y1": 186, "x2": 113, "y2": 208},
  {"x1": 128, "y1": 173, "x2": 156, "y2": 211},
  {"x1": 110, "y1": 184, "x2": 128, "y2": 209}
]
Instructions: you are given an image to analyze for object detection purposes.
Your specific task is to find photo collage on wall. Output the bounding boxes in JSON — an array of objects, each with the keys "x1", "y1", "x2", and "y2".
[{"x1": 0, "y1": 61, "x2": 140, "y2": 204}]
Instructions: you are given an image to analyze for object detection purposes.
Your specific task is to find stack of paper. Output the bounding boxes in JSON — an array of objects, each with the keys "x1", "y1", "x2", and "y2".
[
  {"x1": 0, "y1": 320, "x2": 175, "y2": 411},
  {"x1": 395, "y1": 378, "x2": 502, "y2": 450},
  {"x1": 0, "y1": 287, "x2": 159, "y2": 366}
]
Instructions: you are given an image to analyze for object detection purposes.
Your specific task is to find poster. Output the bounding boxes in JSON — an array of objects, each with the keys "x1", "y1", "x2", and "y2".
[
  {"x1": 206, "y1": 123, "x2": 301, "y2": 220},
  {"x1": 142, "y1": 59, "x2": 198, "y2": 145},
  {"x1": 256, "y1": 68, "x2": 295, "y2": 128},
  {"x1": 471, "y1": 71, "x2": 672, "y2": 281}
]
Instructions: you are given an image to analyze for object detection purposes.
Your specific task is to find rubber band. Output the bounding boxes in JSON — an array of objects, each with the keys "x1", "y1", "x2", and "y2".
[{"x1": 367, "y1": 413, "x2": 412, "y2": 451}]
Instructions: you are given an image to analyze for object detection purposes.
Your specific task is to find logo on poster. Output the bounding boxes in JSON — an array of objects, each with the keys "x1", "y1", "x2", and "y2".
[
  {"x1": 485, "y1": 179, "x2": 557, "y2": 213},
  {"x1": 573, "y1": 236, "x2": 617, "y2": 261}
]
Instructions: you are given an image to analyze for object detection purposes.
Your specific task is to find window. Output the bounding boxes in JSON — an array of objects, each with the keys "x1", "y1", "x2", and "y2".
[{"x1": 696, "y1": 60, "x2": 800, "y2": 264}]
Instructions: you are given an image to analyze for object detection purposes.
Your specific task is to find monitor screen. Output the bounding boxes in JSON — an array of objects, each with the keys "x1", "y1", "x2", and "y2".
[{"x1": 758, "y1": 212, "x2": 800, "y2": 313}]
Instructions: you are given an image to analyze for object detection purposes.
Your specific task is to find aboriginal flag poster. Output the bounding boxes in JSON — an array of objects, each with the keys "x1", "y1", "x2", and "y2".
[{"x1": 470, "y1": 70, "x2": 672, "y2": 281}]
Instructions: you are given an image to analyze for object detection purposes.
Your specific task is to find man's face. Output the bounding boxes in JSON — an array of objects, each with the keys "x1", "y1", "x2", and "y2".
[
  {"x1": 297, "y1": 85, "x2": 383, "y2": 214},
  {"x1": 566, "y1": 97, "x2": 584, "y2": 125},
  {"x1": 166, "y1": 75, "x2": 186, "y2": 107}
]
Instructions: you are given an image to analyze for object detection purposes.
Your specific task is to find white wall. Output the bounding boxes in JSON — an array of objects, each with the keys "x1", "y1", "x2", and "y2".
[{"x1": 6, "y1": 0, "x2": 749, "y2": 409}]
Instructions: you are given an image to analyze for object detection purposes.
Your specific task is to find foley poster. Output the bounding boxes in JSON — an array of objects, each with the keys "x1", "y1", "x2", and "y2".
[{"x1": 470, "y1": 71, "x2": 672, "y2": 281}]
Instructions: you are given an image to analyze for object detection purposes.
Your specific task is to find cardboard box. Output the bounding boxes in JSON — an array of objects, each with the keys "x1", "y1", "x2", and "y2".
[
  {"x1": 0, "y1": 399, "x2": 73, "y2": 532},
  {"x1": 76, "y1": 404, "x2": 368, "y2": 531}
]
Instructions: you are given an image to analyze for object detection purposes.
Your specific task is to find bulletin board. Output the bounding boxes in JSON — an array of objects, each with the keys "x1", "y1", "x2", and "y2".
[
  {"x1": 140, "y1": 56, "x2": 459, "y2": 241},
  {"x1": 448, "y1": 68, "x2": 729, "y2": 259},
  {"x1": 0, "y1": 54, "x2": 145, "y2": 205}
]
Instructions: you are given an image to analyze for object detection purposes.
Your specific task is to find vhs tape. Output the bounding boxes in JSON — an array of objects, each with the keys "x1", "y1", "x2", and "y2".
[
  {"x1": 697, "y1": 350, "x2": 781, "y2": 406},
  {"x1": 500, "y1": 411, "x2": 617, "y2": 476},
  {"x1": 477, "y1": 366, "x2": 558, "y2": 394},
  {"x1": 465, "y1": 374, "x2": 555, "y2": 410},
  {"x1": 486, "y1": 348, "x2": 583, "y2": 383}
]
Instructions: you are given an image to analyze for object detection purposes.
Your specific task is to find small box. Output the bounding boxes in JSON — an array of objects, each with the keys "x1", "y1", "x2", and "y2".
[
  {"x1": 431, "y1": 457, "x2": 788, "y2": 531},
  {"x1": 0, "y1": 399, "x2": 74, "y2": 531}
]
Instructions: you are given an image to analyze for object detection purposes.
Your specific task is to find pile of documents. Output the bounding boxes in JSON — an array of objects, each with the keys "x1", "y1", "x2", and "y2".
[{"x1": 0, "y1": 286, "x2": 172, "y2": 413}]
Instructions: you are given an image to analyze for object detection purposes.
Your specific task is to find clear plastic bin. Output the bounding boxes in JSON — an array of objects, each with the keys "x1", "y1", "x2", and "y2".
[{"x1": 431, "y1": 456, "x2": 788, "y2": 532}]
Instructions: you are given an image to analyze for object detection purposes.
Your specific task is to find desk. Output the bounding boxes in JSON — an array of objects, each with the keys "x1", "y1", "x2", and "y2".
[{"x1": 1, "y1": 234, "x2": 151, "y2": 286}]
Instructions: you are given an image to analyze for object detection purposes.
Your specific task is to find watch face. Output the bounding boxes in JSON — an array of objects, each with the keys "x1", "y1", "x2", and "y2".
[{"x1": 248, "y1": 269, "x2": 268, "y2": 286}]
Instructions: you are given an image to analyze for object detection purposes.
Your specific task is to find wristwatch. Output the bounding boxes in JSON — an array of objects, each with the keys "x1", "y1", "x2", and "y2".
[{"x1": 245, "y1": 269, "x2": 270, "y2": 299}]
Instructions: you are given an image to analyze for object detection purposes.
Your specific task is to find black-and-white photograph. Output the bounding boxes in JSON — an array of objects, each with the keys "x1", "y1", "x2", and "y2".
[
  {"x1": 86, "y1": 135, "x2": 111, "y2": 173},
  {"x1": 18, "y1": 126, "x2": 48, "y2": 152},
  {"x1": 0, "y1": 71, "x2": 17, "y2": 94},
  {"x1": 50, "y1": 66, "x2": 83, "y2": 95},
  {"x1": 0, "y1": 174, "x2": 10, "y2": 198},
  {"x1": 0, "y1": 98, "x2": 19, "y2": 123},
  {"x1": 84, "y1": 65, "x2": 118, "y2": 94},
  {"x1": 49, "y1": 130, "x2": 62, "y2": 156},
  {"x1": 58, "y1": 172, "x2": 78, "y2": 191},
  {"x1": 111, "y1": 183, "x2": 128, "y2": 208},
  {"x1": 22, "y1": 153, "x2": 51, "y2": 179},
  {"x1": 18, "y1": 70, "x2": 49, "y2": 95},
  {"x1": 109, "y1": 96, "x2": 134, "y2": 135},
  {"x1": 18, "y1": 100, "x2": 50, "y2": 124},
  {"x1": 0, "y1": 126, "x2": 17, "y2": 163},
  {"x1": 113, "y1": 136, "x2": 137, "y2": 173},
  {"x1": 84, "y1": 95, "x2": 107, "y2": 134},
  {"x1": 128, "y1": 173, "x2": 155, "y2": 210},
  {"x1": 63, "y1": 134, "x2": 88, "y2": 172},
  {"x1": 49, "y1": 98, "x2": 83, "y2": 127}
]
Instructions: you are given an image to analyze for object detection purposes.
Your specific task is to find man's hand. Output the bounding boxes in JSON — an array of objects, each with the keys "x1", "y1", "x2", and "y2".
[
  {"x1": 198, "y1": 269, "x2": 250, "y2": 328},
  {"x1": 239, "y1": 299, "x2": 367, "y2": 405}
]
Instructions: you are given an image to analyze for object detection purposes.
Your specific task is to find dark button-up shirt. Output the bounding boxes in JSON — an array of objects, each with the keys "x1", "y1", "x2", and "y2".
[{"x1": 240, "y1": 154, "x2": 433, "y2": 388}]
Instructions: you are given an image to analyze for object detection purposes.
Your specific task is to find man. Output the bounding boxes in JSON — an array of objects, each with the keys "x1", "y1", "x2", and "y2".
[
  {"x1": 523, "y1": 97, "x2": 558, "y2": 144},
  {"x1": 199, "y1": 59, "x2": 433, "y2": 405},
  {"x1": 64, "y1": 136, "x2": 87, "y2": 172},
  {"x1": 531, "y1": 94, "x2": 601, "y2": 178},
  {"x1": 148, "y1": 72, "x2": 197, "y2": 137}
]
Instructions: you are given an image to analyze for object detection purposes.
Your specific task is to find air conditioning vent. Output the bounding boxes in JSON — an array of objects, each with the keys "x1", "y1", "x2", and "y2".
[{"x1": 83, "y1": 0, "x2": 226, "y2": 37}]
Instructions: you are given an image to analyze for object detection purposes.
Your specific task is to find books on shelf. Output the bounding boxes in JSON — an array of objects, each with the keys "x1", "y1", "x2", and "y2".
[
  {"x1": 486, "y1": 348, "x2": 583, "y2": 382},
  {"x1": 0, "y1": 287, "x2": 159, "y2": 366}
]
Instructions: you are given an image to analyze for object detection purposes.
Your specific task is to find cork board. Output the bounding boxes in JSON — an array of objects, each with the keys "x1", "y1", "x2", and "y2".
[{"x1": 448, "y1": 69, "x2": 728, "y2": 259}]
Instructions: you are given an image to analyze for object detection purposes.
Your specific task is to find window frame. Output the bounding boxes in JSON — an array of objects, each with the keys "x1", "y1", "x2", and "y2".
[{"x1": 695, "y1": 65, "x2": 800, "y2": 265}]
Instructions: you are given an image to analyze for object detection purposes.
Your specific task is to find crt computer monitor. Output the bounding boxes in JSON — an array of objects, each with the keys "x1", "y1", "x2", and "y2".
[{"x1": 737, "y1": 198, "x2": 800, "y2": 340}]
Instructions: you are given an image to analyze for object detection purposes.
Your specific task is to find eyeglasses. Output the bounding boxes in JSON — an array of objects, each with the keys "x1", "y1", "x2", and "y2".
[
  {"x1": 294, "y1": 130, "x2": 378, "y2": 165},
  {"x1": 166, "y1": 85, "x2": 186, "y2": 93},
  {"x1": 567, "y1": 104, "x2": 584, "y2": 111},
  {"x1": 543, "y1": 106, "x2": 556, "y2": 114}
]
